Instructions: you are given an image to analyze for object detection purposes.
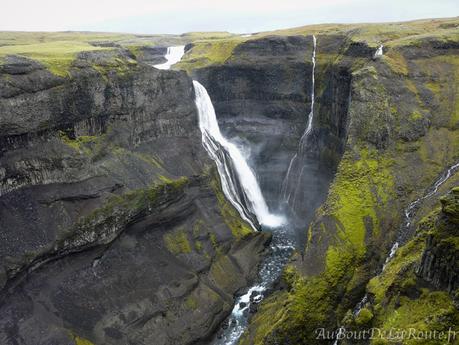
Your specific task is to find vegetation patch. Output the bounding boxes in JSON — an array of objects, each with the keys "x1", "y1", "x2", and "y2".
[
  {"x1": 163, "y1": 228, "x2": 192, "y2": 255},
  {"x1": 184, "y1": 295, "x2": 199, "y2": 310},
  {"x1": 209, "y1": 173, "x2": 252, "y2": 239},
  {"x1": 63, "y1": 176, "x2": 189, "y2": 249},
  {"x1": 0, "y1": 40, "x2": 110, "y2": 76},
  {"x1": 176, "y1": 38, "x2": 244, "y2": 72},
  {"x1": 73, "y1": 335, "x2": 95, "y2": 345}
]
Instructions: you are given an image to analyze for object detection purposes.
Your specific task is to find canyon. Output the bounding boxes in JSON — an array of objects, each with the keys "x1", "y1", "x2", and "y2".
[{"x1": 0, "y1": 17, "x2": 458, "y2": 345}]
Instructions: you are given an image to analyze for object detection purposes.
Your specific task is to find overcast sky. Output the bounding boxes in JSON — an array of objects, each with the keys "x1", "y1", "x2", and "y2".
[{"x1": 1, "y1": 0, "x2": 458, "y2": 34}]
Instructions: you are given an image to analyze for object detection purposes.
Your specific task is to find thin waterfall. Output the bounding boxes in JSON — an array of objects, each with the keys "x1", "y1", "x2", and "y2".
[
  {"x1": 281, "y1": 35, "x2": 317, "y2": 203},
  {"x1": 193, "y1": 80, "x2": 285, "y2": 229},
  {"x1": 154, "y1": 45, "x2": 185, "y2": 70},
  {"x1": 383, "y1": 160, "x2": 459, "y2": 268},
  {"x1": 348, "y1": 160, "x2": 459, "y2": 326}
]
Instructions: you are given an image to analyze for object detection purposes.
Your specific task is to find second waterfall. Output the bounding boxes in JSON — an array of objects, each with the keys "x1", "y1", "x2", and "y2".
[{"x1": 193, "y1": 80, "x2": 285, "y2": 230}]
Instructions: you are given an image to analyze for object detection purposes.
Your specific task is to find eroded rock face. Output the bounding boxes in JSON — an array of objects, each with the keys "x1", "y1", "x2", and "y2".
[
  {"x1": 192, "y1": 36, "x2": 315, "y2": 211},
  {"x1": 0, "y1": 54, "x2": 270, "y2": 345},
  {"x1": 236, "y1": 29, "x2": 459, "y2": 345},
  {"x1": 417, "y1": 187, "x2": 459, "y2": 292},
  {"x1": 192, "y1": 35, "x2": 352, "y2": 248}
]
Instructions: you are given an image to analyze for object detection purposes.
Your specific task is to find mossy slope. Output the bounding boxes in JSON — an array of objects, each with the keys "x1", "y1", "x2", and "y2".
[{"x1": 236, "y1": 18, "x2": 459, "y2": 345}]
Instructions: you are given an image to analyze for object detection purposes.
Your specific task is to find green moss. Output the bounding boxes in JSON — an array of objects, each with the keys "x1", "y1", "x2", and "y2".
[
  {"x1": 0, "y1": 40, "x2": 111, "y2": 77},
  {"x1": 370, "y1": 290, "x2": 459, "y2": 345},
  {"x1": 184, "y1": 295, "x2": 198, "y2": 310},
  {"x1": 239, "y1": 291, "x2": 290, "y2": 345},
  {"x1": 352, "y1": 189, "x2": 459, "y2": 344},
  {"x1": 425, "y1": 81, "x2": 441, "y2": 95},
  {"x1": 367, "y1": 237, "x2": 424, "y2": 303},
  {"x1": 326, "y1": 146, "x2": 394, "y2": 255},
  {"x1": 111, "y1": 147, "x2": 167, "y2": 174},
  {"x1": 59, "y1": 132, "x2": 103, "y2": 155},
  {"x1": 163, "y1": 229, "x2": 192, "y2": 254},
  {"x1": 176, "y1": 38, "x2": 244, "y2": 72},
  {"x1": 410, "y1": 111, "x2": 423, "y2": 120},
  {"x1": 67, "y1": 176, "x2": 189, "y2": 247},
  {"x1": 194, "y1": 240, "x2": 203, "y2": 252},
  {"x1": 192, "y1": 219, "x2": 205, "y2": 237},
  {"x1": 209, "y1": 255, "x2": 240, "y2": 290},
  {"x1": 91, "y1": 56, "x2": 138, "y2": 77},
  {"x1": 73, "y1": 335, "x2": 95, "y2": 345},
  {"x1": 405, "y1": 79, "x2": 420, "y2": 96},
  {"x1": 133, "y1": 152, "x2": 163, "y2": 168},
  {"x1": 210, "y1": 174, "x2": 252, "y2": 239},
  {"x1": 209, "y1": 232, "x2": 220, "y2": 254},
  {"x1": 241, "y1": 18, "x2": 459, "y2": 345},
  {"x1": 412, "y1": 55, "x2": 459, "y2": 129},
  {"x1": 355, "y1": 307, "x2": 374, "y2": 326},
  {"x1": 384, "y1": 50, "x2": 409, "y2": 76},
  {"x1": 242, "y1": 145, "x2": 397, "y2": 344}
]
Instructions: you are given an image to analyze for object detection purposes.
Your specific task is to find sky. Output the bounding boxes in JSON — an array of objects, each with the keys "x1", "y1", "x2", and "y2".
[{"x1": 1, "y1": 0, "x2": 458, "y2": 34}]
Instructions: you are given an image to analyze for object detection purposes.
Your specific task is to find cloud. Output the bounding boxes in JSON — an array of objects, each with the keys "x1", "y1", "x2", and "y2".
[{"x1": 1, "y1": 0, "x2": 457, "y2": 33}]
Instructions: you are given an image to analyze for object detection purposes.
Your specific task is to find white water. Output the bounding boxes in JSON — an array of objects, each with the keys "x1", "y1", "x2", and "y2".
[
  {"x1": 281, "y1": 35, "x2": 317, "y2": 203},
  {"x1": 213, "y1": 227, "x2": 294, "y2": 345},
  {"x1": 302, "y1": 34, "x2": 317, "y2": 140},
  {"x1": 374, "y1": 45, "x2": 384, "y2": 59},
  {"x1": 350, "y1": 160, "x2": 459, "y2": 323},
  {"x1": 193, "y1": 80, "x2": 285, "y2": 228},
  {"x1": 153, "y1": 45, "x2": 185, "y2": 70},
  {"x1": 194, "y1": 81, "x2": 291, "y2": 344},
  {"x1": 382, "y1": 160, "x2": 459, "y2": 268}
]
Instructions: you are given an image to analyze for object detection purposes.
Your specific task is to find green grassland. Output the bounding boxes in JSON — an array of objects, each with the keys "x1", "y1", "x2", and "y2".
[
  {"x1": 177, "y1": 17, "x2": 459, "y2": 71},
  {"x1": 0, "y1": 30, "x2": 236, "y2": 76},
  {"x1": 1, "y1": 17, "x2": 457, "y2": 77}
]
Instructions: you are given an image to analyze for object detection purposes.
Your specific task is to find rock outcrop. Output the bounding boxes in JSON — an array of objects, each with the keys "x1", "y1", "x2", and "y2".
[
  {"x1": 0, "y1": 51, "x2": 269, "y2": 345},
  {"x1": 224, "y1": 20, "x2": 459, "y2": 345},
  {"x1": 1, "y1": 17, "x2": 459, "y2": 345},
  {"x1": 417, "y1": 187, "x2": 459, "y2": 292},
  {"x1": 335, "y1": 188, "x2": 459, "y2": 345},
  {"x1": 191, "y1": 35, "x2": 351, "y2": 253}
]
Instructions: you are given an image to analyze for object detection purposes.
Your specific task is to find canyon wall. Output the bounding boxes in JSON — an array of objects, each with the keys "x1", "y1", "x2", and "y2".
[{"x1": 0, "y1": 51, "x2": 269, "y2": 345}]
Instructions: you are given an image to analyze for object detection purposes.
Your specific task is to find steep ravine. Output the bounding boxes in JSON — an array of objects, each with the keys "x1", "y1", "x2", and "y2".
[
  {"x1": 1, "y1": 17, "x2": 458, "y2": 345},
  {"x1": 184, "y1": 34, "x2": 354, "y2": 344},
  {"x1": 191, "y1": 35, "x2": 352, "y2": 246},
  {"x1": 177, "y1": 19, "x2": 459, "y2": 345},
  {"x1": 0, "y1": 52, "x2": 270, "y2": 345},
  {"x1": 233, "y1": 27, "x2": 459, "y2": 345}
]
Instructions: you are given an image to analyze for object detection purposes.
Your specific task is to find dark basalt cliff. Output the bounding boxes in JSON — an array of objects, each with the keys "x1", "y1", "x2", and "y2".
[
  {"x1": 337, "y1": 187, "x2": 459, "y2": 345},
  {"x1": 1, "y1": 17, "x2": 458, "y2": 345},
  {"x1": 177, "y1": 22, "x2": 458, "y2": 345},
  {"x1": 192, "y1": 36, "x2": 351, "y2": 249},
  {"x1": 192, "y1": 36, "x2": 316, "y2": 210},
  {"x1": 417, "y1": 187, "x2": 459, "y2": 292},
  {"x1": 0, "y1": 53, "x2": 270, "y2": 345}
]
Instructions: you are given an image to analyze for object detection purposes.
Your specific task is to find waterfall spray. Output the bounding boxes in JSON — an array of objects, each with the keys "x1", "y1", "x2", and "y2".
[
  {"x1": 281, "y1": 35, "x2": 317, "y2": 204},
  {"x1": 193, "y1": 80, "x2": 285, "y2": 229}
]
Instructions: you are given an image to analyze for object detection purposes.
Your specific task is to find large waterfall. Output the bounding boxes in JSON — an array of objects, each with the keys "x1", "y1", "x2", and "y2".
[
  {"x1": 193, "y1": 80, "x2": 285, "y2": 229},
  {"x1": 281, "y1": 35, "x2": 317, "y2": 205}
]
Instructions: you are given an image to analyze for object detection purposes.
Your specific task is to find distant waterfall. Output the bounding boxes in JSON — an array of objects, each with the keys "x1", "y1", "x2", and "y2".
[
  {"x1": 373, "y1": 44, "x2": 384, "y2": 59},
  {"x1": 154, "y1": 46, "x2": 185, "y2": 70},
  {"x1": 193, "y1": 81, "x2": 285, "y2": 229},
  {"x1": 349, "y1": 159, "x2": 459, "y2": 326},
  {"x1": 281, "y1": 35, "x2": 317, "y2": 204},
  {"x1": 383, "y1": 160, "x2": 459, "y2": 267}
]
